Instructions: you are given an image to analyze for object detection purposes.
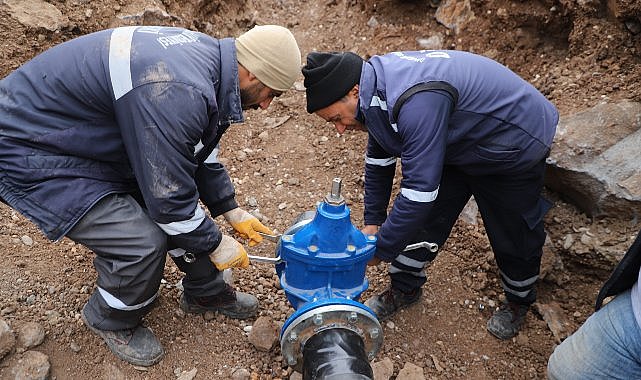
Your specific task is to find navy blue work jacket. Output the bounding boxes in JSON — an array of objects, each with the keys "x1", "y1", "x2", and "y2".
[
  {"x1": 0, "y1": 26, "x2": 243, "y2": 257},
  {"x1": 359, "y1": 50, "x2": 559, "y2": 261}
]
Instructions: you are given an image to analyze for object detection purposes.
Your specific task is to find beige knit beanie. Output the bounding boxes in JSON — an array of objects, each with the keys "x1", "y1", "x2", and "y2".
[{"x1": 235, "y1": 25, "x2": 301, "y2": 92}]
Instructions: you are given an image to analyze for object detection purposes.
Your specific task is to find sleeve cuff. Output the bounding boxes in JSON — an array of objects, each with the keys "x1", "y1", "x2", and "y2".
[{"x1": 206, "y1": 197, "x2": 239, "y2": 218}]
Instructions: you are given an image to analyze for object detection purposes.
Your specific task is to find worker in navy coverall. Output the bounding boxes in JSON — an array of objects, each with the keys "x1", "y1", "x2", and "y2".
[
  {"x1": 302, "y1": 50, "x2": 558, "y2": 340},
  {"x1": 0, "y1": 25, "x2": 301, "y2": 365}
]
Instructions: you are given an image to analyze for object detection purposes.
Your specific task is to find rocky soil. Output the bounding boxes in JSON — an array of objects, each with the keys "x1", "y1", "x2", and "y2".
[{"x1": 1, "y1": 0, "x2": 640, "y2": 379}]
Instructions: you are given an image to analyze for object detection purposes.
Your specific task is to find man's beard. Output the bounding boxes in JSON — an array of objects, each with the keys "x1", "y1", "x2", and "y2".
[{"x1": 240, "y1": 81, "x2": 264, "y2": 110}]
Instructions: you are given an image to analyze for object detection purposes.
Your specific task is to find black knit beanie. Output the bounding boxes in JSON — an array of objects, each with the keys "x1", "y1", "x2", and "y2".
[{"x1": 302, "y1": 52, "x2": 364, "y2": 113}]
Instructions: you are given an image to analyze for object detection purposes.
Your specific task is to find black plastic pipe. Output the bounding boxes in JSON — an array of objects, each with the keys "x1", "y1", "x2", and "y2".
[{"x1": 302, "y1": 328, "x2": 373, "y2": 380}]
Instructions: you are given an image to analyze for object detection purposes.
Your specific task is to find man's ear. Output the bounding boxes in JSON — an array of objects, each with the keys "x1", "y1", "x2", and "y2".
[
  {"x1": 349, "y1": 84, "x2": 359, "y2": 99},
  {"x1": 247, "y1": 71, "x2": 259, "y2": 82}
]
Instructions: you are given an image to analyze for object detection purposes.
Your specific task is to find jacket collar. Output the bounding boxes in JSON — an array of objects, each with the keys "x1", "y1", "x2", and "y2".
[{"x1": 216, "y1": 38, "x2": 244, "y2": 125}]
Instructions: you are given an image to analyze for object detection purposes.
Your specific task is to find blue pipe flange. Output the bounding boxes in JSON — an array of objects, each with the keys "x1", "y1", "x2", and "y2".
[{"x1": 280, "y1": 299, "x2": 383, "y2": 372}]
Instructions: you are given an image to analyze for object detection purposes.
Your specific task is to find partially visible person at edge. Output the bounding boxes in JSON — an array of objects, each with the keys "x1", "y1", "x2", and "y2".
[
  {"x1": 0, "y1": 25, "x2": 301, "y2": 366},
  {"x1": 301, "y1": 50, "x2": 558, "y2": 340},
  {"x1": 548, "y1": 228, "x2": 641, "y2": 379}
]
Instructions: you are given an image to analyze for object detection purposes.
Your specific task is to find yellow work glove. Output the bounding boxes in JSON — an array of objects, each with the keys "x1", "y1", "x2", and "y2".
[
  {"x1": 223, "y1": 207, "x2": 273, "y2": 247},
  {"x1": 209, "y1": 234, "x2": 249, "y2": 271}
]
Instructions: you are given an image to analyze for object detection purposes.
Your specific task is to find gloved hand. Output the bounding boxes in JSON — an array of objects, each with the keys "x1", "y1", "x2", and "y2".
[
  {"x1": 223, "y1": 207, "x2": 273, "y2": 246},
  {"x1": 209, "y1": 234, "x2": 249, "y2": 270}
]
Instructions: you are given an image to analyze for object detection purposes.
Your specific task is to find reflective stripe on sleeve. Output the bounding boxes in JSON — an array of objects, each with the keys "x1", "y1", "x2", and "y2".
[
  {"x1": 401, "y1": 186, "x2": 439, "y2": 203},
  {"x1": 370, "y1": 95, "x2": 388, "y2": 110},
  {"x1": 365, "y1": 156, "x2": 396, "y2": 166},
  {"x1": 109, "y1": 26, "x2": 138, "y2": 100},
  {"x1": 168, "y1": 248, "x2": 186, "y2": 257},
  {"x1": 194, "y1": 141, "x2": 204, "y2": 155},
  {"x1": 156, "y1": 206, "x2": 206, "y2": 235},
  {"x1": 204, "y1": 146, "x2": 220, "y2": 164}
]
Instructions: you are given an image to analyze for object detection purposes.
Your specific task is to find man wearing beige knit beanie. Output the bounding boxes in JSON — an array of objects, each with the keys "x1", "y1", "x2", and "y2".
[
  {"x1": 0, "y1": 24, "x2": 300, "y2": 366},
  {"x1": 236, "y1": 24, "x2": 301, "y2": 109}
]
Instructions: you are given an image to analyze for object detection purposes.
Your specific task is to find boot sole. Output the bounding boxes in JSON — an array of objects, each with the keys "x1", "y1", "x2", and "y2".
[{"x1": 81, "y1": 307, "x2": 164, "y2": 367}]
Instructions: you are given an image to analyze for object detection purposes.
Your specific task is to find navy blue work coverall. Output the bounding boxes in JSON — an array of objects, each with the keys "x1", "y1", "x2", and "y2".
[{"x1": 358, "y1": 50, "x2": 558, "y2": 304}]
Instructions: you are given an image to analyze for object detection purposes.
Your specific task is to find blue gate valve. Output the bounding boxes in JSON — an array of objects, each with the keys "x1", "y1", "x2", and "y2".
[{"x1": 249, "y1": 178, "x2": 383, "y2": 374}]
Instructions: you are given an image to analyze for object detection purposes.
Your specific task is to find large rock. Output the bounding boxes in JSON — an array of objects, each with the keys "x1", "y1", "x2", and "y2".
[
  {"x1": 546, "y1": 101, "x2": 641, "y2": 218},
  {"x1": 3, "y1": 0, "x2": 68, "y2": 31},
  {"x1": 396, "y1": 362, "x2": 425, "y2": 380},
  {"x1": 435, "y1": 0, "x2": 475, "y2": 33},
  {"x1": 247, "y1": 316, "x2": 279, "y2": 352},
  {"x1": 17, "y1": 322, "x2": 45, "y2": 350},
  {"x1": 9, "y1": 350, "x2": 50, "y2": 380},
  {"x1": 0, "y1": 319, "x2": 16, "y2": 360},
  {"x1": 110, "y1": 0, "x2": 181, "y2": 27},
  {"x1": 372, "y1": 357, "x2": 394, "y2": 380}
]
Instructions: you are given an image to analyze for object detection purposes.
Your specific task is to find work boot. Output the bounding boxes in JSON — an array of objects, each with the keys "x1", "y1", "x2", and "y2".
[
  {"x1": 180, "y1": 283, "x2": 258, "y2": 319},
  {"x1": 81, "y1": 306, "x2": 164, "y2": 366},
  {"x1": 364, "y1": 287, "x2": 422, "y2": 321},
  {"x1": 486, "y1": 301, "x2": 529, "y2": 340}
]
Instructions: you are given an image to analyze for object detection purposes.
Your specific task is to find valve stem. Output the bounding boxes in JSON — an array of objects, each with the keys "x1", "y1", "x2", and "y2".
[{"x1": 325, "y1": 178, "x2": 345, "y2": 206}]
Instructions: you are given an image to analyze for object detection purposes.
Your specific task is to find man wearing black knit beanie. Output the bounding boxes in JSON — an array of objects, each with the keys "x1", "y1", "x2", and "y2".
[{"x1": 302, "y1": 50, "x2": 559, "y2": 341}]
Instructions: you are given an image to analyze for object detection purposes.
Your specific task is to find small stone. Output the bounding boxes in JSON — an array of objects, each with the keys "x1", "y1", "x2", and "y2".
[
  {"x1": 625, "y1": 19, "x2": 641, "y2": 35},
  {"x1": 25, "y1": 295, "x2": 36, "y2": 305},
  {"x1": 230, "y1": 367, "x2": 251, "y2": 380},
  {"x1": 430, "y1": 355, "x2": 444, "y2": 372},
  {"x1": 102, "y1": 362, "x2": 125, "y2": 380},
  {"x1": 70, "y1": 342, "x2": 81, "y2": 352},
  {"x1": 294, "y1": 81, "x2": 305, "y2": 91},
  {"x1": 177, "y1": 368, "x2": 198, "y2": 380},
  {"x1": 21, "y1": 235, "x2": 34, "y2": 246},
  {"x1": 249, "y1": 209, "x2": 267, "y2": 222},
  {"x1": 580, "y1": 233, "x2": 592, "y2": 245},
  {"x1": 562, "y1": 234, "x2": 574, "y2": 249},
  {"x1": 416, "y1": 35, "x2": 444, "y2": 50}
]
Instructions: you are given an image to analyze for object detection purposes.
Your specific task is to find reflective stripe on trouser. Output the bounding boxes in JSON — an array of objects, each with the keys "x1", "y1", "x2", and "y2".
[
  {"x1": 394, "y1": 161, "x2": 549, "y2": 304},
  {"x1": 67, "y1": 193, "x2": 167, "y2": 330},
  {"x1": 389, "y1": 228, "x2": 438, "y2": 293}
]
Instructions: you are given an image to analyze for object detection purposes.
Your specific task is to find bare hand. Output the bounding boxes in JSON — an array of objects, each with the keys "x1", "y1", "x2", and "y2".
[{"x1": 361, "y1": 224, "x2": 379, "y2": 236}]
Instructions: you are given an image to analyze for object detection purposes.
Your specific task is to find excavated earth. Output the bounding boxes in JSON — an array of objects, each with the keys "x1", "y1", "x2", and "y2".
[{"x1": 1, "y1": 0, "x2": 640, "y2": 379}]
